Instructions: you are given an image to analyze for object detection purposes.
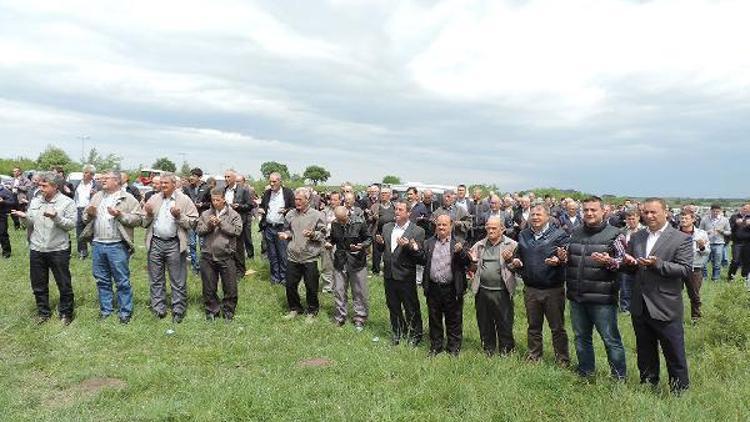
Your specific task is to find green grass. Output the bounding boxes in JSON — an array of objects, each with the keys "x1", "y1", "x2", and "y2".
[{"x1": 1, "y1": 226, "x2": 749, "y2": 421}]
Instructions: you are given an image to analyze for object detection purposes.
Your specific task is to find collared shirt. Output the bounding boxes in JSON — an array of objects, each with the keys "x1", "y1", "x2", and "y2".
[
  {"x1": 455, "y1": 198, "x2": 469, "y2": 213},
  {"x1": 26, "y1": 192, "x2": 77, "y2": 252},
  {"x1": 93, "y1": 191, "x2": 122, "y2": 243},
  {"x1": 646, "y1": 222, "x2": 669, "y2": 256},
  {"x1": 429, "y1": 236, "x2": 453, "y2": 284},
  {"x1": 568, "y1": 215, "x2": 578, "y2": 225},
  {"x1": 224, "y1": 184, "x2": 236, "y2": 205},
  {"x1": 75, "y1": 180, "x2": 94, "y2": 208},
  {"x1": 266, "y1": 188, "x2": 285, "y2": 224},
  {"x1": 391, "y1": 220, "x2": 410, "y2": 253},
  {"x1": 153, "y1": 193, "x2": 178, "y2": 239},
  {"x1": 532, "y1": 223, "x2": 550, "y2": 240}
]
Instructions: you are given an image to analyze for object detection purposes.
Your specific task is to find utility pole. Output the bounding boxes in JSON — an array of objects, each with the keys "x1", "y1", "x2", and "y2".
[{"x1": 78, "y1": 135, "x2": 90, "y2": 163}]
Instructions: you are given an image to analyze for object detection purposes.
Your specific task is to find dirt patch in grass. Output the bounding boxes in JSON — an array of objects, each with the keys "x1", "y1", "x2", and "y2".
[
  {"x1": 298, "y1": 358, "x2": 333, "y2": 368},
  {"x1": 43, "y1": 377, "x2": 127, "y2": 409}
]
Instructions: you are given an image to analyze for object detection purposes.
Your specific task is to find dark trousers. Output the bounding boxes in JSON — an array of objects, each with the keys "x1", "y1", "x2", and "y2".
[
  {"x1": 234, "y1": 227, "x2": 246, "y2": 277},
  {"x1": 684, "y1": 269, "x2": 703, "y2": 319},
  {"x1": 384, "y1": 277, "x2": 423, "y2": 343},
  {"x1": 286, "y1": 260, "x2": 320, "y2": 315},
  {"x1": 741, "y1": 242, "x2": 750, "y2": 279},
  {"x1": 372, "y1": 244, "x2": 383, "y2": 274},
  {"x1": 263, "y1": 225, "x2": 288, "y2": 284},
  {"x1": 201, "y1": 255, "x2": 238, "y2": 317},
  {"x1": 523, "y1": 286, "x2": 569, "y2": 363},
  {"x1": 0, "y1": 212, "x2": 10, "y2": 257},
  {"x1": 425, "y1": 281, "x2": 463, "y2": 354},
  {"x1": 11, "y1": 212, "x2": 21, "y2": 229},
  {"x1": 75, "y1": 207, "x2": 89, "y2": 258},
  {"x1": 632, "y1": 307, "x2": 690, "y2": 392},
  {"x1": 30, "y1": 248, "x2": 74, "y2": 317},
  {"x1": 243, "y1": 218, "x2": 254, "y2": 258},
  {"x1": 728, "y1": 242, "x2": 744, "y2": 278},
  {"x1": 475, "y1": 287, "x2": 514, "y2": 355}
]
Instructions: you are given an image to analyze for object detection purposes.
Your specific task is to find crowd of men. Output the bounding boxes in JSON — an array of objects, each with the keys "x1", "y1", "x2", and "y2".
[{"x1": 2, "y1": 164, "x2": 750, "y2": 394}]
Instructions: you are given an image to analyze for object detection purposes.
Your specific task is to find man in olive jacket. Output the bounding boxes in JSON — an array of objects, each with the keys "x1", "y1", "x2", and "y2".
[{"x1": 196, "y1": 188, "x2": 243, "y2": 321}]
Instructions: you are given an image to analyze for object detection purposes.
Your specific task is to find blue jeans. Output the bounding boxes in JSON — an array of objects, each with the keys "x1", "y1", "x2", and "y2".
[
  {"x1": 618, "y1": 273, "x2": 634, "y2": 312},
  {"x1": 187, "y1": 229, "x2": 200, "y2": 272},
  {"x1": 707, "y1": 243, "x2": 724, "y2": 280},
  {"x1": 569, "y1": 301, "x2": 626, "y2": 379},
  {"x1": 264, "y1": 225, "x2": 288, "y2": 284},
  {"x1": 93, "y1": 241, "x2": 133, "y2": 318}
]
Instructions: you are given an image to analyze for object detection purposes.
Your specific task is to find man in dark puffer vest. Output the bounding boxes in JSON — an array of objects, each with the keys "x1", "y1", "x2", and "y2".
[{"x1": 560, "y1": 196, "x2": 627, "y2": 379}]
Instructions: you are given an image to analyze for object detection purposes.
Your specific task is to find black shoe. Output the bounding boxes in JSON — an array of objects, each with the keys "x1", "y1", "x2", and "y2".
[
  {"x1": 119, "y1": 315, "x2": 131, "y2": 324},
  {"x1": 2, "y1": 253, "x2": 10, "y2": 259},
  {"x1": 206, "y1": 314, "x2": 217, "y2": 322},
  {"x1": 99, "y1": 313, "x2": 111, "y2": 321},
  {"x1": 172, "y1": 313, "x2": 184, "y2": 324},
  {"x1": 223, "y1": 314, "x2": 234, "y2": 322},
  {"x1": 428, "y1": 349, "x2": 442, "y2": 357},
  {"x1": 61, "y1": 315, "x2": 73, "y2": 326},
  {"x1": 155, "y1": 310, "x2": 167, "y2": 319},
  {"x1": 36, "y1": 315, "x2": 50, "y2": 325},
  {"x1": 391, "y1": 337, "x2": 401, "y2": 346}
]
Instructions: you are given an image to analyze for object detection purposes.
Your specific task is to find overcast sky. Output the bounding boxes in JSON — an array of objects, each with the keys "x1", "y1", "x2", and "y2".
[{"x1": 1, "y1": 0, "x2": 748, "y2": 197}]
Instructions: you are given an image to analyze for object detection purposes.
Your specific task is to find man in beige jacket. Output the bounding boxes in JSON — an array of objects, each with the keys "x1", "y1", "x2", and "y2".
[
  {"x1": 81, "y1": 171, "x2": 141, "y2": 323},
  {"x1": 468, "y1": 216, "x2": 518, "y2": 356},
  {"x1": 142, "y1": 172, "x2": 198, "y2": 323}
]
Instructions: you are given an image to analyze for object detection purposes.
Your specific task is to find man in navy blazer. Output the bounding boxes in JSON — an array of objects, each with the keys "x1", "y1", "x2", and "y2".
[
  {"x1": 622, "y1": 197, "x2": 692, "y2": 393},
  {"x1": 378, "y1": 201, "x2": 425, "y2": 346}
]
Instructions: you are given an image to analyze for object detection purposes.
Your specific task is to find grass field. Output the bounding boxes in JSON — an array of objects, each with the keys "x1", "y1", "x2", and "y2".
[{"x1": 1, "y1": 225, "x2": 749, "y2": 421}]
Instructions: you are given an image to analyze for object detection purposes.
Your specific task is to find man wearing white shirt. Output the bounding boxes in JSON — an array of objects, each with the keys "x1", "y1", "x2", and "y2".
[
  {"x1": 377, "y1": 201, "x2": 425, "y2": 346},
  {"x1": 74, "y1": 164, "x2": 98, "y2": 259},
  {"x1": 142, "y1": 173, "x2": 199, "y2": 323},
  {"x1": 622, "y1": 198, "x2": 692, "y2": 393}
]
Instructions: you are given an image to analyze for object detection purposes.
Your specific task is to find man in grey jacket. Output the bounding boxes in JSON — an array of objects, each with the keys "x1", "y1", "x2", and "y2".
[
  {"x1": 279, "y1": 187, "x2": 327, "y2": 322},
  {"x1": 11, "y1": 172, "x2": 77, "y2": 325},
  {"x1": 196, "y1": 188, "x2": 243, "y2": 321},
  {"x1": 698, "y1": 204, "x2": 731, "y2": 281}
]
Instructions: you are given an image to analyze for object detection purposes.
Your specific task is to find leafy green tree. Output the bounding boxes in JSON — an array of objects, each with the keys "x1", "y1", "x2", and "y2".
[
  {"x1": 179, "y1": 161, "x2": 191, "y2": 177},
  {"x1": 260, "y1": 161, "x2": 290, "y2": 180},
  {"x1": 152, "y1": 157, "x2": 176, "y2": 172},
  {"x1": 382, "y1": 175, "x2": 401, "y2": 185},
  {"x1": 303, "y1": 165, "x2": 331, "y2": 185},
  {"x1": 36, "y1": 145, "x2": 76, "y2": 173},
  {"x1": 85, "y1": 148, "x2": 122, "y2": 171},
  {"x1": 0, "y1": 157, "x2": 36, "y2": 176}
]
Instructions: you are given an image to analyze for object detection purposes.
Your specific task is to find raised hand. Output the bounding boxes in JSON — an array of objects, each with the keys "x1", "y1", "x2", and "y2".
[
  {"x1": 107, "y1": 206, "x2": 121, "y2": 217},
  {"x1": 170, "y1": 207, "x2": 181, "y2": 218},
  {"x1": 590, "y1": 252, "x2": 613, "y2": 266}
]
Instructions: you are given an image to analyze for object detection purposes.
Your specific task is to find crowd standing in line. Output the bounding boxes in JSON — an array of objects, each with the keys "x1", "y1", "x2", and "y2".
[{"x1": 3, "y1": 164, "x2": 750, "y2": 394}]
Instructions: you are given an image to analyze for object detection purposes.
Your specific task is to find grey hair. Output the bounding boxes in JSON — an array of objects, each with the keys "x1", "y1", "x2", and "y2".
[
  {"x1": 269, "y1": 172, "x2": 282, "y2": 180},
  {"x1": 485, "y1": 216, "x2": 506, "y2": 228},
  {"x1": 161, "y1": 172, "x2": 177, "y2": 183},
  {"x1": 106, "y1": 171, "x2": 122, "y2": 185},
  {"x1": 37, "y1": 171, "x2": 63, "y2": 188},
  {"x1": 82, "y1": 164, "x2": 96, "y2": 173},
  {"x1": 294, "y1": 187, "x2": 311, "y2": 200},
  {"x1": 530, "y1": 204, "x2": 550, "y2": 215}
]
